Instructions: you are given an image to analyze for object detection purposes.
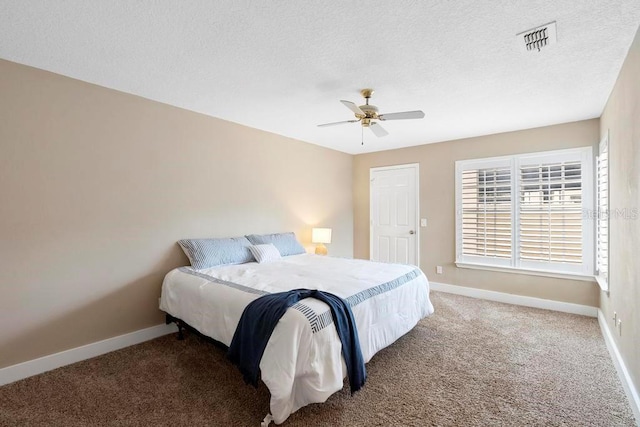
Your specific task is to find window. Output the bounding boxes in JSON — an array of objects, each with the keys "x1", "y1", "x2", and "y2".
[
  {"x1": 456, "y1": 147, "x2": 594, "y2": 278},
  {"x1": 459, "y1": 159, "x2": 513, "y2": 266},
  {"x1": 596, "y1": 134, "x2": 609, "y2": 291}
]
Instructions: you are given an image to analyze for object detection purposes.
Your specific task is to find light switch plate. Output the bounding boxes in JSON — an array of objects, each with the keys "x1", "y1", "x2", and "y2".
[{"x1": 420, "y1": 218, "x2": 427, "y2": 227}]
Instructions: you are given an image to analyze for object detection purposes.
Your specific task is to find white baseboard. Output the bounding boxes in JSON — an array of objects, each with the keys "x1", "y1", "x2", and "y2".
[
  {"x1": 429, "y1": 282, "x2": 598, "y2": 317},
  {"x1": 0, "y1": 323, "x2": 177, "y2": 387},
  {"x1": 598, "y1": 310, "x2": 640, "y2": 424}
]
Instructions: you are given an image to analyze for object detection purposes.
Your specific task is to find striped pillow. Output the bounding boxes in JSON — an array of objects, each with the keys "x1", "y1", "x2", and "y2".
[
  {"x1": 245, "y1": 232, "x2": 305, "y2": 257},
  {"x1": 248, "y1": 244, "x2": 281, "y2": 264},
  {"x1": 178, "y1": 237, "x2": 255, "y2": 270}
]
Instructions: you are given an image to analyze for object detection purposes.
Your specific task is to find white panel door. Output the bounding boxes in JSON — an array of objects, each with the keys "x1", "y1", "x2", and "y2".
[{"x1": 370, "y1": 164, "x2": 419, "y2": 265}]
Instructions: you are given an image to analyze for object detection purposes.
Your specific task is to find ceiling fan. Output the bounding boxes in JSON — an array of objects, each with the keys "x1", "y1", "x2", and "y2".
[{"x1": 317, "y1": 89, "x2": 425, "y2": 138}]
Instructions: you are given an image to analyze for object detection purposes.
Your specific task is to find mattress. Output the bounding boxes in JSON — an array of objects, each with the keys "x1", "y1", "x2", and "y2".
[{"x1": 160, "y1": 254, "x2": 434, "y2": 424}]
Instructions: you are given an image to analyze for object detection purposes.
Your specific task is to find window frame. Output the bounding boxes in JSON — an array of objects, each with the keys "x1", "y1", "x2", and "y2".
[
  {"x1": 595, "y1": 133, "x2": 609, "y2": 291},
  {"x1": 455, "y1": 147, "x2": 595, "y2": 280}
]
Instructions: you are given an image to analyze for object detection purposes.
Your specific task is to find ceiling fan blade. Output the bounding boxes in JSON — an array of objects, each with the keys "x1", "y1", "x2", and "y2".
[
  {"x1": 378, "y1": 110, "x2": 425, "y2": 121},
  {"x1": 369, "y1": 122, "x2": 389, "y2": 137},
  {"x1": 317, "y1": 119, "x2": 359, "y2": 127},
  {"x1": 340, "y1": 100, "x2": 365, "y2": 116}
]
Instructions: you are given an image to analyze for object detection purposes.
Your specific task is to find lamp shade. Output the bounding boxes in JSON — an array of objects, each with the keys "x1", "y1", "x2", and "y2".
[{"x1": 312, "y1": 228, "x2": 332, "y2": 244}]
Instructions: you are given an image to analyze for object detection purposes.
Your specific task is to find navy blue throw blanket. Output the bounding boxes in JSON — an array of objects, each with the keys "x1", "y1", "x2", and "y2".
[{"x1": 228, "y1": 289, "x2": 366, "y2": 394}]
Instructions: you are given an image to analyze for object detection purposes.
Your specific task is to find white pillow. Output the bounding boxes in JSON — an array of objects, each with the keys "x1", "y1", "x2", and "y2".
[{"x1": 249, "y1": 244, "x2": 282, "y2": 264}]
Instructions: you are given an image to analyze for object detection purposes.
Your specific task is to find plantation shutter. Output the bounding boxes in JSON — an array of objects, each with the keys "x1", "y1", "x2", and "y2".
[
  {"x1": 518, "y1": 160, "x2": 583, "y2": 268},
  {"x1": 459, "y1": 163, "x2": 512, "y2": 264},
  {"x1": 596, "y1": 138, "x2": 609, "y2": 290},
  {"x1": 456, "y1": 147, "x2": 593, "y2": 276}
]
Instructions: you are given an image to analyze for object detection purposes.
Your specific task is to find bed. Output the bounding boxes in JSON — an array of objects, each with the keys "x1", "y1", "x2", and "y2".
[{"x1": 160, "y1": 252, "x2": 433, "y2": 424}]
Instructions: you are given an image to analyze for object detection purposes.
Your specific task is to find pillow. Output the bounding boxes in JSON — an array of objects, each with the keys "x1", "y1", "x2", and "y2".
[
  {"x1": 178, "y1": 237, "x2": 255, "y2": 270},
  {"x1": 245, "y1": 232, "x2": 305, "y2": 257},
  {"x1": 248, "y1": 244, "x2": 282, "y2": 264}
]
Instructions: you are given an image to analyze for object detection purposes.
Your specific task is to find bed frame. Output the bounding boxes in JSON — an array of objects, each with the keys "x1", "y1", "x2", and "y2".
[{"x1": 165, "y1": 313, "x2": 228, "y2": 349}]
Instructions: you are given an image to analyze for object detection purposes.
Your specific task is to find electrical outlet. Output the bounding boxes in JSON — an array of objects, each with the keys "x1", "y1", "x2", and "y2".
[
  {"x1": 617, "y1": 319, "x2": 622, "y2": 336},
  {"x1": 436, "y1": 265, "x2": 443, "y2": 274}
]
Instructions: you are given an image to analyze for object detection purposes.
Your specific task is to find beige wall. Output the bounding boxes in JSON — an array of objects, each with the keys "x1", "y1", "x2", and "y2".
[
  {"x1": 354, "y1": 120, "x2": 600, "y2": 307},
  {"x1": 0, "y1": 59, "x2": 353, "y2": 369},
  {"x1": 600, "y1": 26, "x2": 640, "y2": 393}
]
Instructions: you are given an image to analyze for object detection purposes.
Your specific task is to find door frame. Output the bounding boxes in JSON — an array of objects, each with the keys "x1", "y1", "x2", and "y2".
[{"x1": 369, "y1": 163, "x2": 420, "y2": 265}]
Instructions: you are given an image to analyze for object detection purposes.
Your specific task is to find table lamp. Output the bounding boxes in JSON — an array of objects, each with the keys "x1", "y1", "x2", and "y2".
[{"x1": 312, "y1": 228, "x2": 332, "y2": 255}]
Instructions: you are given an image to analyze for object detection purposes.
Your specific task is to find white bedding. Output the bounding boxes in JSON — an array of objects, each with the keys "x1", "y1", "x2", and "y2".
[{"x1": 160, "y1": 254, "x2": 433, "y2": 424}]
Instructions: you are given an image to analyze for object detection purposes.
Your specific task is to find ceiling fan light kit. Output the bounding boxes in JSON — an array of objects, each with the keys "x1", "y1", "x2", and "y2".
[{"x1": 318, "y1": 89, "x2": 425, "y2": 143}]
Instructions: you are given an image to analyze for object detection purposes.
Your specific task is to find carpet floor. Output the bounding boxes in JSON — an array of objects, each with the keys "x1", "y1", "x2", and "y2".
[{"x1": 0, "y1": 291, "x2": 635, "y2": 426}]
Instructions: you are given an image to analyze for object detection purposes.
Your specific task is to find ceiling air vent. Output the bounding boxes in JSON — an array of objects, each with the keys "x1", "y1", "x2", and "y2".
[{"x1": 517, "y1": 21, "x2": 557, "y2": 52}]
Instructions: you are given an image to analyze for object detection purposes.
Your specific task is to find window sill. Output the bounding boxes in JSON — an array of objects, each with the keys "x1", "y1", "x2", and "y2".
[
  {"x1": 455, "y1": 262, "x2": 596, "y2": 282},
  {"x1": 594, "y1": 275, "x2": 609, "y2": 292}
]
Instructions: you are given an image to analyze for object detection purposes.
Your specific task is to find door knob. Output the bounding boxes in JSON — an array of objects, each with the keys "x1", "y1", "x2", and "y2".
[{"x1": 409, "y1": 230, "x2": 415, "y2": 234}]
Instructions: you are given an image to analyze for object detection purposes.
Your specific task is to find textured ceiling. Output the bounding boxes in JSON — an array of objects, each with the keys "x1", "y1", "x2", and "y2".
[{"x1": 1, "y1": 1, "x2": 639, "y2": 154}]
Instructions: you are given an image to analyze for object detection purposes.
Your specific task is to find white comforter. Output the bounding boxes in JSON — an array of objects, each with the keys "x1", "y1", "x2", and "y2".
[{"x1": 160, "y1": 254, "x2": 433, "y2": 424}]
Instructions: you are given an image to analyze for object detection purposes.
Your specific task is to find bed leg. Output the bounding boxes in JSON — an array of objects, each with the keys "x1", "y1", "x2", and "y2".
[
  {"x1": 165, "y1": 314, "x2": 185, "y2": 340},
  {"x1": 165, "y1": 313, "x2": 174, "y2": 325},
  {"x1": 176, "y1": 322, "x2": 185, "y2": 340}
]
